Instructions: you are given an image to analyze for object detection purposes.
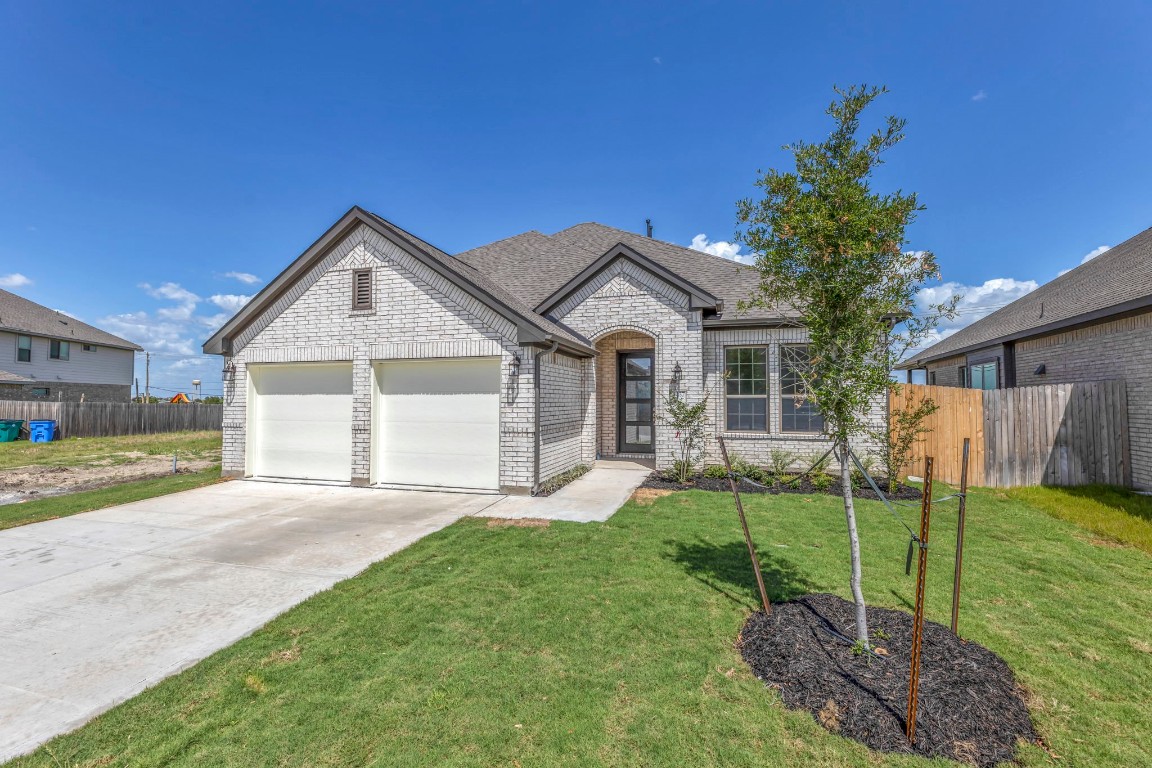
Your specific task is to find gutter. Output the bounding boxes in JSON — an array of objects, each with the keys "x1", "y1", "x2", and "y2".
[{"x1": 531, "y1": 337, "x2": 561, "y2": 495}]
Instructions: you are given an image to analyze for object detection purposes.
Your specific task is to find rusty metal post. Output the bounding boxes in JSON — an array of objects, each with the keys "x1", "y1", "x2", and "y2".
[
  {"x1": 717, "y1": 436, "x2": 772, "y2": 616},
  {"x1": 951, "y1": 438, "x2": 970, "y2": 636},
  {"x1": 906, "y1": 455, "x2": 934, "y2": 746}
]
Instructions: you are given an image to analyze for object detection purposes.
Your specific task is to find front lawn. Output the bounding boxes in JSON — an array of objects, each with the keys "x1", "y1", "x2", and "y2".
[{"x1": 9, "y1": 487, "x2": 1152, "y2": 767}]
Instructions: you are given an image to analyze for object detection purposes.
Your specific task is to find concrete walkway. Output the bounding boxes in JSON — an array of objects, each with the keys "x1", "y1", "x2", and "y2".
[
  {"x1": 484, "y1": 459, "x2": 652, "y2": 522},
  {"x1": 0, "y1": 482, "x2": 501, "y2": 762}
]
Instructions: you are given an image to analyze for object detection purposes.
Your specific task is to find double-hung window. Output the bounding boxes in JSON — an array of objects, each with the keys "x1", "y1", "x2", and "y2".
[
  {"x1": 16, "y1": 335, "x2": 31, "y2": 363},
  {"x1": 49, "y1": 340, "x2": 70, "y2": 361},
  {"x1": 725, "y1": 347, "x2": 767, "y2": 431},
  {"x1": 780, "y1": 345, "x2": 824, "y2": 433}
]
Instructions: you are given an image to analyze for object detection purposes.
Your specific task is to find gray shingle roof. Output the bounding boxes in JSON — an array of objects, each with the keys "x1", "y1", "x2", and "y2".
[
  {"x1": 456, "y1": 222, "x2": 796, "y2": 323},
  {"x1": 364, "y1": 213, "x2": 593, "y2": 351},
  {"x1": 0, "y1": 289, "x2": 143, "y2": 351},
  {"x1": 901, "y1": 224, "x2": 1152, "y2": 368},
  {"x1": 0, "y1": 367, "x2": 35, "y2": 383}
]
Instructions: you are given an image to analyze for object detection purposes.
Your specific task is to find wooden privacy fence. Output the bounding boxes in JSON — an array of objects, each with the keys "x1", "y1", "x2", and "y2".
[
  {"x1": 0, "y1": 402, "x2": 223, "y2": 438},
  {"x1": 890, "y1": 381, "x2": 1130, "y2": 488}
]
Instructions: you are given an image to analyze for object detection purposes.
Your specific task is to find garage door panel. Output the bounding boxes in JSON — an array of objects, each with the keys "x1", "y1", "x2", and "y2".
[
  {"x1": 250, "y1": 363, "x2": 353, "y2": 482},
  {"x1": 374, "y1": 358, "x2": 500, "y2": 490}
]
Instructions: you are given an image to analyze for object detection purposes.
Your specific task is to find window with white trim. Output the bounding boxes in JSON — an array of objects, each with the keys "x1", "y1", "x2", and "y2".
[
  {"x1": 724, "y1": 347, "x2": 767, "y2": 431},
  {"x1": 16, "y1": 335, "x2": 31, "y2": 363},
  {"x1": 780, "y1": 345, "x2": 824, "y2": 433}
]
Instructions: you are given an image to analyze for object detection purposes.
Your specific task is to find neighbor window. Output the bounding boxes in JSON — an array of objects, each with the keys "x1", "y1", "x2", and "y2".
[
  {"x1": 780, "y1": 345, "x2": 824, "y2": 433},
  {"x1": 49, "y1": 340, "x2": 70, "y2": 361},
  {"x1": 82, "y1": 344, "x2": 96, "y2": 352},
  {"x1": 16, "y1": 335, "x2": 31, "y2": 363},
  {"x1": 958, "y1": 366, "x2": 967, "y2": 387},
  {"x1": 724, "y1": 347, "x2": 767, "y2": 431},
  {"x1": 352, "y1": 269, "x2": 372, "y2": 310},
  {"x1": 31, "y1": 387, "x2": 49, "y2": 397},
  {"x1": 969, "y1": 361, "x2": 998, "y2": 390}
]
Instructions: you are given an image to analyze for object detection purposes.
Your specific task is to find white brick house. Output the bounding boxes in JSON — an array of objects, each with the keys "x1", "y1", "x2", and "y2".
[{"x1": 205, "y1": 207, "x2": 879, "y2": 494}]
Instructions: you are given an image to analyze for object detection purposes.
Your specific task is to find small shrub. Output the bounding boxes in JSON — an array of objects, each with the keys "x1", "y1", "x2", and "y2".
[
  {"x1": 732, "y1": 457, "x2": 769, "y2": 485},
  {"x1": 809, "y1": 451, "x2": 833, "y2": 475},
  {"x1": 811, "y1": 472, "x2": 834, "y2": 492},
  {"x1": 668, "y1": 460, "x2": 696, "y2": 484},
  {"x1": 769, "y1": 449, "x2": 796, "y2": 478},
  {"x1": 703, "y1": 464, "x2": 729, "y2": 479}
]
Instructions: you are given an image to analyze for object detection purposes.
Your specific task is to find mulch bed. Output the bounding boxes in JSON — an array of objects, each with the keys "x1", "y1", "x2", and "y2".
[
  {"x1": 641, "y1": 473, "x2": 923, "y2": 501},
  {"x1": 739, "y1": 594, "x2": 1035, "y2": 766}
]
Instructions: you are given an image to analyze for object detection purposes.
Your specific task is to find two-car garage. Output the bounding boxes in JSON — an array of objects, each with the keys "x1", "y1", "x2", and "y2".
[{"x1": 246, "y1": 358, "x2": 501, "y2": 491}]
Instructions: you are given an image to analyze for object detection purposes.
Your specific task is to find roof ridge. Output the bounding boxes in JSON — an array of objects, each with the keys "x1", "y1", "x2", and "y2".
[{"x1": 553, "y1": 221, "x2": 757, "y2": 272}]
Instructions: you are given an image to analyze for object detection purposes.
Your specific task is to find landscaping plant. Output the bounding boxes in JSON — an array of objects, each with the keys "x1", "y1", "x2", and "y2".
[
  {"x1": 659, "y1": 387, "x2": 712, "y2": 484},
  {"x1": 737, "y1": 84, "x2": 957, "y2": 647},
  {"x1": 872, "y1": 393, "x2": 939, "y2": 493}
]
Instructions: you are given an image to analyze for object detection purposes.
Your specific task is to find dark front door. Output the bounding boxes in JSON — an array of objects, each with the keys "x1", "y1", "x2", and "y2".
[{"x1": 617, "y1": 350, "x2": 655, "y2": 454}]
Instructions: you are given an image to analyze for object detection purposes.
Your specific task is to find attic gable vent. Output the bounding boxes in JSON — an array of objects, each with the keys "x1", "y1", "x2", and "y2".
[{"x1": 352, "y1": 268, "x2": 373, "y2": 310}]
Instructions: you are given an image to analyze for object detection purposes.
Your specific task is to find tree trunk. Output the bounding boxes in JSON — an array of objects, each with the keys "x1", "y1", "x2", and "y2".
[{"x1": 840, "y1": 440, "x2": 870, "y2": 648}]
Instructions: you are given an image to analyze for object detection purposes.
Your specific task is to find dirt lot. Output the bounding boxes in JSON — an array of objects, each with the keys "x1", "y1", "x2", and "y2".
[
  {"x1": 0, "y1": 432, "x2": 222, "y2": 506},
  {"x1": 0, "y1": 454, "x2": 219, "y2": 505}
]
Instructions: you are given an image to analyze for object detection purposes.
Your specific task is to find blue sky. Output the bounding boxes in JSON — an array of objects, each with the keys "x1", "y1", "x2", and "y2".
[{"x1": 1, "y1": 1, "x2": 1150, "y2": 396}]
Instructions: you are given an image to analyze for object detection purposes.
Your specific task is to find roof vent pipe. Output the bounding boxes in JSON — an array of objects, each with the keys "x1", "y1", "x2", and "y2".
[{"x1": 645, "y1": 219, "x2": 653, "y2": 238}]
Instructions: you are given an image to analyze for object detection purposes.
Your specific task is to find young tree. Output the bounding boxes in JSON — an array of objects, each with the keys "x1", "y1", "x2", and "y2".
[{"x1": 736, "y1": 85, "x2": 956, "y2": 647}]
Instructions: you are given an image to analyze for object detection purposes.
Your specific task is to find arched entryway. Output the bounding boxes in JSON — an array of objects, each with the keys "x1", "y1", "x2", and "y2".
[{"x1": 594, "y1": 329, "x2": 657, "y2": 460}]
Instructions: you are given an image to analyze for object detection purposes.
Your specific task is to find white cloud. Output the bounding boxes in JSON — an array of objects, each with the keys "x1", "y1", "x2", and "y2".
[
  {"x1": 911, "y1": 276, "x2": 1039, "y2": 351},
  {"x1": 223, "y1": 271, "x2": 261, "y2": 285},
  {"x1": 1057, "y1": 244, "x2": 1112, "y2": 276},
  {"x1": 0, "y1": 273, "x2": 32, "y2": 288},
  {"x1": 1079, "y1": 245, "x2": 1110, "y2": 264},
  {"x1": 689, "y1": 234, "x2": 756, "y2": 265},
  {"x1": 971, "y1": 90, "x2": 988, "y2": 102},
  {"x1": 209, "y1": 293, "x2": 252, "y2": 313}
]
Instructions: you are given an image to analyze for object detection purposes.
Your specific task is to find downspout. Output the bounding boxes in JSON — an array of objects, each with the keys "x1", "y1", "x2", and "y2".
[{"x1": 532, "y1": 338, "x2": 561, "y2": 495}]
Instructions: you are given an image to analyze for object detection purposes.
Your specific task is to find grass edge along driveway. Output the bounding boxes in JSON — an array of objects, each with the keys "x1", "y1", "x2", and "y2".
[
  {"x1": 0, "y1": 466, "x2": 223, "y2": 531},
  {"x1": 7, "y1": 485, "x2": 1152, "y2": 767}
]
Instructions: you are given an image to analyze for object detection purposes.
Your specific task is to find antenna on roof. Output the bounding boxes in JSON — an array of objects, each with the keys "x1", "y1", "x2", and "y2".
[{"x1": 645, "y1": 218, "x2": 653, "y2": 238}]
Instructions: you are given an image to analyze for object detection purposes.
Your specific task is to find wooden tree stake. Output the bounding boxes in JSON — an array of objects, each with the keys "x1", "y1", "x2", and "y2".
[
  {"x1": 717, "y1": 436, "x2": 771, "y2": 615},
  {"x1": 906, "y1": 455, "x2": 934, "y2": 745}
]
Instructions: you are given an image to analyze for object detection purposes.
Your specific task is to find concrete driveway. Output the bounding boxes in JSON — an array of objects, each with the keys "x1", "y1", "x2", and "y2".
[{"x1": 0, "y1": 481, "x2": 501, "y2": 762}]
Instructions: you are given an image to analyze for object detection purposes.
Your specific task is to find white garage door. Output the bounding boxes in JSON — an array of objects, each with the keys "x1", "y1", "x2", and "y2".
[
  {"x1": 374, "y1": 358, "x2": 500, "y2": 491},
  {"x1": 249, "y1": 362, "x2": 353, "y2": 482}
]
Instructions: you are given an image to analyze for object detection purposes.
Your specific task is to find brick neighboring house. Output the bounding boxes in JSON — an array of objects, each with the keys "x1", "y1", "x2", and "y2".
[
  {"x1": 898, "y1": 224, "x2": 1152, "y2": 490},
  {"x1": 0, "y1": 289, "x2": 141, "y2": 402},
  {"x1": 204, "y1": 207, "x2": 883, "y2": 494}
]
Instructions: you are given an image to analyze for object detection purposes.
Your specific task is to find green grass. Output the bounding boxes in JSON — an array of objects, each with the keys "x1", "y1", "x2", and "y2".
[
  {"x1": 1009, "y1": 484, "x2": 1152, "y2": 553},
  {"x1": 0, "y1": 466, "x2": 223, "y2": 531},
  {"x1": 8, "y1": 487, "x2": 1152, "y2": 767},
  {"x1": 0, "y1": 431, "x2": 222, "y2": 470}
]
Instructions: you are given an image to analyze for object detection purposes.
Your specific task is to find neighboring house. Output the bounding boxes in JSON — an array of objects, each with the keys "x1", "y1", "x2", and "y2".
[
  {"x1": 0, "y1": 289, "x2": 142, "y2": 402},
  {"x1": 205, "y1": 206, "x2": 882, "y2": 494},
  {"x1": 898, "y1": 224, "x2": 1152, "y2": 490}
]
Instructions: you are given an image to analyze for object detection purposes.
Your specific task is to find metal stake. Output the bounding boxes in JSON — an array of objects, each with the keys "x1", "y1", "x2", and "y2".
[
  {"x1": 906, "y1": 455, "x2": 934, "y2": 746},
  {"x1": 717, "y1": 436, "x2": 772, "y2": 616},
  {"x1": 951, "y1": 438, "x2": 970, "y2": 636}
]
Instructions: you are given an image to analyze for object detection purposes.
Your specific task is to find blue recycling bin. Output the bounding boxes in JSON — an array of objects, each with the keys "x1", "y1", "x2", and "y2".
[{"x1": 28, "y1": 420, "x2": 57, "y2": 443}]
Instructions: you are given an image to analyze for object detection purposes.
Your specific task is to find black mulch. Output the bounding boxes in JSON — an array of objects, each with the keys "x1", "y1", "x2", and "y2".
[
  {"x1": 739, "y1": 594, "x2": 1035, "y2": 766},
  {"x1": 641, "y1": 473, "x2": 923, "y2": 501}
]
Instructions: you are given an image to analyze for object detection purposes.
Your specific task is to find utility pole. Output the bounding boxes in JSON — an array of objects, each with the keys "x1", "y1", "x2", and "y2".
[
  {"x1": 144, "y1": 352, "x2": 151, "y2": 403},
  {"x1": 135, "y1": 377, "x2": 140, "y2": 402}
]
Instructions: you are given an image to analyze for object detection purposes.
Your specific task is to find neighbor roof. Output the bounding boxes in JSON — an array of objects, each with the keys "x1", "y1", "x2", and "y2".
[
  {"x1": 0, "y1": 289, "x2": 142, "y2": 351},
  {"x1": 900, "y1": 224, "x2": 1152, "y2": 368},
  {"x1": 0, "y1": 368, "x2": 35, "y2": 383}
]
